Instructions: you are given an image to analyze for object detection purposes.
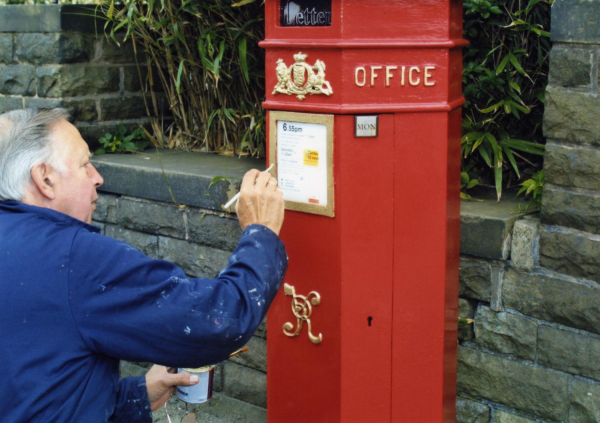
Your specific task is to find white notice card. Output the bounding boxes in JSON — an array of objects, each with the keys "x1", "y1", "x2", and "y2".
[{"x1": 277, "y1": 120, "x2": 328, "y2": 207}]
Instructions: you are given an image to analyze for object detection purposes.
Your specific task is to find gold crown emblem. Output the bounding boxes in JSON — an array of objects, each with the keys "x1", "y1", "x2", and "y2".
[{"x1": 272, "y1": 52, "x2": 333, "y2": 101}]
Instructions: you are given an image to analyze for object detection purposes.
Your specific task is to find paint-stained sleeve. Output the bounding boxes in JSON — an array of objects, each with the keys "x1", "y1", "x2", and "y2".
[
  {"x1": 67, "y1": 224, "x2": 287, "y2": 368},
  {"x1": 110, "y1": 376, "x2": 152, "y2": 423}
]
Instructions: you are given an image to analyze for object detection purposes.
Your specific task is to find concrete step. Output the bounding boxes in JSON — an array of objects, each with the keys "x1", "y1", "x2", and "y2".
[{"x1": 153, "y1": 392, "x2": 266, "y2": 423}]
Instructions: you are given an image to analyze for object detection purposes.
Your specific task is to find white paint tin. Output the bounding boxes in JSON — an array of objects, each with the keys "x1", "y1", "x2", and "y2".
[{"x1": 176, "y1": 366, "x2": 215, "y2": 404}]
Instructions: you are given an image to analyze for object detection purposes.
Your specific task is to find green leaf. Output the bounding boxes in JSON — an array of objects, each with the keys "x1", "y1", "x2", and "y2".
[
  {"x1": 176, "y1": 60, "x2": 185, "y2": 94},
  {"x1": 494, "y1": 163, "x2": 503, "y2": 201},
  {"x1": 502, "y1": 144, "x2": 520, "y2": 178},
  {"x1": 232, "y1": 0, "x2": 256, "y2": 6},
  {"x1": 238, "y1": 36, "x2": 249, "y2": 83},
  {"x1": 461, "y1": 171, "x2": 470, "y2": 184},
  {"x1": 208, "y1": 176, "x2": 229, "y2": 188},
  {"x1": 508, "y1": 54, "x2": 527, "y2": 76},
  {"x1": 467, "y1": 179, "x2": 479, "y2": 189},
  {"x1": 95, "y1": 147, "x2": 106, "y2": 155},
  {"x1": 496, "y1": 55, "x2": 510, "y2": 75}
]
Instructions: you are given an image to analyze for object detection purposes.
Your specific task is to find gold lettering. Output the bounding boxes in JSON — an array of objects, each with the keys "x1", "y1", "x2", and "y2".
[
  {"x1": 386, "y1": 66, "x2": 397, "y2": 87},
  {"x1": 355, "y1": 67, "x2": 366, "y2": 87},
  {"x1": 409, "y1": 67, "x2": 421, "y2": 86},
  {"x1": 371, "y1": 66, "x2": 382, "y2": 86},
  {"x1": 424, "y1": 66, "x2": 436, "y2": 86},
  {"x1": 401, "y1": 66, "x2": 406, "y2": 86}
]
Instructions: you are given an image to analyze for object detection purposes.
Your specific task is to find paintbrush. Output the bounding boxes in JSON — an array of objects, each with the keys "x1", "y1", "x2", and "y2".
[
  {"x1": 229, "y1": 347, "x2": 249, "y2": 359},
  {"x1": 223, "y1": 164, "x2": 275, "y2": 209}
]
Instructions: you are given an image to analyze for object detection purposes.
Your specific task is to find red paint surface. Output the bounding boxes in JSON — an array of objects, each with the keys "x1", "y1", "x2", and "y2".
[{"x1": 265, "y1": 1, "x2": 463, "y2": 422}]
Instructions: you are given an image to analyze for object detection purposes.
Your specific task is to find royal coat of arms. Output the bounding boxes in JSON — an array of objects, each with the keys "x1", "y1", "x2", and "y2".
[{"x1": 272, "y1": 52, "x2": 333, "y2": 101}]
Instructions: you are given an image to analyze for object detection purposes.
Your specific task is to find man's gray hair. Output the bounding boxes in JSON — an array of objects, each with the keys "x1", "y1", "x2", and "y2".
[{"x1": 0, "y1": 108, "x2": 70, "y2": 201}]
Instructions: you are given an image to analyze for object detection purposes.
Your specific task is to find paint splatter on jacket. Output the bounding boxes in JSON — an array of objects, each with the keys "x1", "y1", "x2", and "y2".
[{"x1": 0, "y1": 201, "x2": 287, "y2": 423}]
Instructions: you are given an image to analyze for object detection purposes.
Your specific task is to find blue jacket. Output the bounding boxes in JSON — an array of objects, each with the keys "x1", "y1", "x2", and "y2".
[{"x1": 0, "y1": 201, "x2": 287, "y2": 423}]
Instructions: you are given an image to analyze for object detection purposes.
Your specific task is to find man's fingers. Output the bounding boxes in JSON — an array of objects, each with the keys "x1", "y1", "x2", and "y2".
[
  {"x1": 255, "y1": 171, "x2": 271, "y2": 188},
  {"x1": 241, "y1": 169, "x2": 261, "y2": 190},
  {"x1": 165, "y1": 371, "x2": 200, "y2": 387}
]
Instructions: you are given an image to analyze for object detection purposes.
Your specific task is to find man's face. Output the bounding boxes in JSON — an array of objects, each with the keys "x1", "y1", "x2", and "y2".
[{"x1": 50, "y1": 120, "x2": 104, "y2": 224}]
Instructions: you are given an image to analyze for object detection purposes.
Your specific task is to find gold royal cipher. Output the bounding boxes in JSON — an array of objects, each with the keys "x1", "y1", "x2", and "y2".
[
  {"x1": 272, "y1": 52, "x2": 333, "y2": 101},
  {"x1": 282, "y1": 283, "x2": 323, "y2": 344}
]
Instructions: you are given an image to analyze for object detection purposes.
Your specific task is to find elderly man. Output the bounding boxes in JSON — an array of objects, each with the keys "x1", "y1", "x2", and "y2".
[{"x1": 0, "y1": 108, "x2": 287, "y2": 423}]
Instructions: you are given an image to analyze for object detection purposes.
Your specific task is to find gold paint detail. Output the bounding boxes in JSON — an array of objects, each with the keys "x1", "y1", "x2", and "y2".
[
  {"x1": 355, "y1": 66, "x2": 366, "y2": 87},
  {"x1": 352, "y1": 65, "x2": 437, "y2": 87},
  {"x1": 282, "y1": 283, "x2": 323, "y2": 345},
  {"x1": 272, "y1": 52, "x2": 333, "y2": 101},
  {"x1": 409, "y1": 66, "x2": 421, "y2": 86},
  {"x1": 424, "y1": 66, "x2": 436, "y2": 86}
]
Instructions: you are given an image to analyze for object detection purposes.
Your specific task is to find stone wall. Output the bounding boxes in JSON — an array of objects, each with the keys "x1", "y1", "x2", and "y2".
[
  {"x1": 0, "y1": 5, "x2": 158, "y2": 145},
  {"x1": 456, "y1": 2, "x2": 600, "y2": 422}
]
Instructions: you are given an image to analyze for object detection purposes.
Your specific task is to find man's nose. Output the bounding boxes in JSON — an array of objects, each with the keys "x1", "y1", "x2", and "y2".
[{"x1": 91, "y1": 164, "x2": 104, "y2": 187}]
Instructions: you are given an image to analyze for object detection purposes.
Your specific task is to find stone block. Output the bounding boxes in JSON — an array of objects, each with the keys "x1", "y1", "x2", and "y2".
[
  {"x1": 92, "y1": 150, "x2": 260, "y2": 212},
  {"x1": 544, "y1": 87, "x2": 600, "y2": 146},
  {"x1": 494, "y1": 410, "x2": 537, "y2": 423},
  {"x1": 539, "y1": 226, "x2": 600, "y2": 283},
  {"x1": 15, "y1": 32, "x2": 93, "y2": 65},
  {"x1": 23, "y1": 98, "x2": 62, "y2": 110},
  {"x1": 0, "y1": 5, "x2": 62, "y2": 33},
  {"x1": 541, "y1": 185, "x2": 600, "y2": 235},
  {"x1": 94, "y1": 193, "x2": 118, "y2": 224},
  {"x1": 461, "y1": 190, "x2": 529, "y2": 260},
  {"x1": 457, "y1": 346, "x2": 569, "y2": 421},
  {"x1": 538, "y1": 326, "x2": 600, "y2": 381},
  {"x1": 95, "y1": 35, "x2": 138, "y2": 64},
  {"x1": 456, "y1": 397, "x2": 490, "y2": 423},
  {"x1": 100, "y1": 95, "x2": 149, "y2": 121},
  {"x1": 474, "y1": 306, "x2": 537, "y2": 360},
  {"x1": 551, "y1": 0, "x2": 600, "y2": 43},
  {"x1": 510, "y1": 218, "x2": 540, "y2": 271},
  {"x1": 459, "y1": 256, "x2": 492, "y2": 302},
  {"x1": 0, "y1": 96, "x2": 23, "y2": 113},
  {"x1": 37, "y1": 64, "x2": 120, "y2": 98},
  {"x1": 123, "y1": 65, "x2": 144, "y2": 93},
  {"x1": 503, "y1": 269, "x2": 600, "y2": 336},
  {"x1": 221, "y1": 361, "x2": 266, "y2": 408},
  {"x1": 187, "y1": 210, "x2": 242, "y2": 251},
  {"x1": 548, "y1": 45, "x2": 593, "y2": 87},
  {"x1": 544, "y1": 142, "x2": 600, "y2": 191},
  {"x1": 0, "y1": 65, "x2": 35, "y2": 96},
  {"x1": 105, "y1": 225, "x2": 159, "y2": 258},
  {"x1": 229, "y1": 336, "x2": 266, "y2": 373},
  {"x1": 25, "y1": 98, "x2": 98, "y2": 122},
  {"x1": 63, "y1": 99, "x2": 98, "y2": 122},
  {"x1": 117, "y1": 197, "x2": 186, "y2": 239},
  {"x1": 0, "y1": 34, "x2": 13, "y2": 64},
  {"x1": 569, "y1": 378, "x2": 600, "y2": 423},
  {"x1": 158, "y1": 237, "x2": 230, "y2": 278},
  {"x1": 458, "y1": 298, "x2": 476, "y2": 342}
]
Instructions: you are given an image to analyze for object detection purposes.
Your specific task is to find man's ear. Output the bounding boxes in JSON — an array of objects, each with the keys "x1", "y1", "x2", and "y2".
[{"x1": 30, "y1": 163, "x2": 57, "y2": 201}]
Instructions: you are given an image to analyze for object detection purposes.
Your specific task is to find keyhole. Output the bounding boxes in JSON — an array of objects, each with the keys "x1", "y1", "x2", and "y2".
[{"x1": 367, "y1": 316, "x2": 373, "y2": 327}]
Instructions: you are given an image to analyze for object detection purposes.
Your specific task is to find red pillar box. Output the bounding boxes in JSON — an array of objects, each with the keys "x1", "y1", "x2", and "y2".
[{"x1": 262, "y1": 2, "x2": 465, "y2": 422}]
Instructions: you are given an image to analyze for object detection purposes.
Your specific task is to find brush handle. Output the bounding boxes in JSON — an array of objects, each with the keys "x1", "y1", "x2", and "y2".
[{"x1": 223, "y1": 164, "x2": 275, "y2": 209}]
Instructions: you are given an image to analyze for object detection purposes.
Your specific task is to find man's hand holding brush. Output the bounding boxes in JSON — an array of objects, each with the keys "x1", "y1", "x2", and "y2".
[{"x1": 235, "y1": 168, "x2": 285, "y2": 236}]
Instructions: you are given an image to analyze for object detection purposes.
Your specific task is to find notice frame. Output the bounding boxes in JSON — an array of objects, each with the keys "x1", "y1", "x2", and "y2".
[{"x1": 269, "y1": 111, "x2": 335, "y2": 218}]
